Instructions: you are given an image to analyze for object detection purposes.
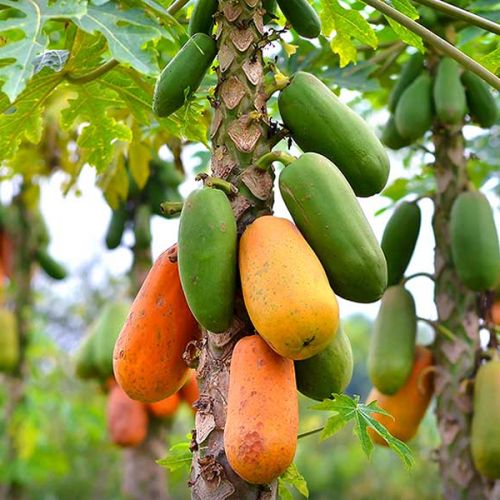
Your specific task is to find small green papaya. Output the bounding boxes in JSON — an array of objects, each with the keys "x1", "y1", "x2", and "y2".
[
  {"x1": 368, "y1": 286, "x2": 417, "y2": 395},
  {"x1": 0, "y1": 309, "x2": 19, "y2": 373},
  {"x1": 36, "y1": 248, "x2": 68, "y2": 280},
  {"x1": 450, "y1": 191, "x2": 500, "y2": 291},
  {"x1": 388, "y1": 52, "x2": 424, "y2": 113},
  {"x1": 295, "y1": 326, "x2": 353, "y2": 401},
  {"x1": 461, "y1": 71, "x2": 498, "y2": 128},
  {"x1": 153, "y1": 33, "x2": 217, "y2": 118},
  {"x1": 75, "y1": 331, "x2": 100, "y2": 380},
  {"x1": 178, "y1": 188, "x2": 237, "y2": 333},
  {"x1": 381, "y1": 202, "x2": 421, "y2": 286},
  {"x1": 134, "y1": 204, "x2": 152, "y2": 249},
  {"x1": 278, "y1": 72, "x2": 390, "y2": 197},
  {"x1": 150, "y1": 158, "x2": 184, "y2": 188},
  {"x1": 188, "y1": 0, "x2": 218, "y2": 36},
  {"x1": 93, "y1": 301, "x2": 131, "y2": 379},
  {"x1": 105, "y1": 206, "x2": 128, "y2": 250},
  {"x1": 276, "y1": 0, "x2": 321, "y2": 39},
  {"x1": 279, "y1": 153, "x2": 387, "y2": 303},
  {"x1": 381, "y1": 115, "x2": 413, "y2": 150},
  {"x1": 471, "y1": 359, "x2": 500, "y2": 480},
  {"x1": 433, "y1": 58, "x2": 467, "y2": 125}
]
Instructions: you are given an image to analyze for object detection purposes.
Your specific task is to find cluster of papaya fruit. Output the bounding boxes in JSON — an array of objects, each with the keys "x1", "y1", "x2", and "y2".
[
  {"x1": 105, "y1": 158, "x2": 183, "y2": 250},
  {"x1": 382, "y1": 53, "x2": 498, "y2": 150}
]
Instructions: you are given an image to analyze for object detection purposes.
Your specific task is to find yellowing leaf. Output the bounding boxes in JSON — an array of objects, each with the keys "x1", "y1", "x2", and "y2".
[
  {"x1": 331, "y1": 34, "x2": 357, "y2": 68},
  {"x1": 128, "y1": 132, "x2": 152, "y2": 189}
]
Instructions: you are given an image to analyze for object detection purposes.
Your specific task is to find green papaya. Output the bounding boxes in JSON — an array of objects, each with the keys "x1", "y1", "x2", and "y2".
[
  {"x1": 75, "y1": 331, "x2": 99, "y2": 380},
  {"x1": 433, "y1": 58, "x2": 467, "y2": 125},
  {"x1": 450, "y1": 191, "x2": 500, "y2": 291},
  {"x1": 471, "y1": 359, "x2": 500, "y2": 480},
  {"x1": 381, "y1": 202, "x2": 421, "y2": 286},
  {"x1": 178, "y1": 188, "x2": 237, "y2": 332},
  {"x1": 381, "y1": 115, "x2": 413, "y2": 150},
  {"x1": 134, "y1": 204, "x2": 152, "y2": 249},
  {"x1": 0, "y1": 309, "x2": 19, "y2": 373},
  {"x1": 263, "y1": 0, "x2": 277, "y2": 23},
  {"x1": 33, "y1": 210, "x2": 50, "y2": 249},
  {"x1": 295, "y1": 326, "x2": 353, "y2": 401},
  {"x1": 151, "y1": 158, "x2": 184, "y2": 188},
  {"x1": 368, "y1": 286, "x2": 417, "y2": 395},
  {"x1": 395, "y1": 73, "x2": 433, "y2": 140},
  {"x1": 279, "y1": 153, "x2": 387, "y2": 303},
  {"x1": 146, "y1": 181, "x2": 182, "y2": 216},
  {"x1": 105, "y1": 206, "x2": 128, "y2": 250},
  {"x1": 188, "y1": 0, "x2": 218, "y2": 36},
  {"x1": 93, "y1": 301, "x2": 131, "y2": 379},
  {"x1": 153, "y1": 33, "x2": 217, "y2": 118},
  {"x1": 461, "y1": 71, "x2": 498, "y2": 128},
  {"x1": 278, "y1": 72, "x2": 390, "y2": 197},
  {"x1": 388, "y1": 52, "x2": 424, "y2": 113},
  {"x1": 36, "y1": 248, "x2": 67, "y2": 280},
  {"x1": 276, "y1": 0, "x2": 321, "y2": 39}
]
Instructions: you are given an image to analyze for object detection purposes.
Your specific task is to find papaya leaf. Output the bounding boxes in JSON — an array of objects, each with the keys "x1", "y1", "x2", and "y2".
[
  {"x1": 479, "y1": 46, "x2": 500, "y2": 74},
  {"x1": 330, "y1": 34, "x2": 357, "y2": 68},
  {"x1": 33, "y1": 50, "x2": 70, "y2": 75},
  {"x1": 385, "y1": 0, "x2": 424, "y2": 52},
  {"x1": 278, "y1": 463, "x2": 309, "y2": 499},
  {"x1": 157, "y1": 436, "x2": 192, "y2": 472}
]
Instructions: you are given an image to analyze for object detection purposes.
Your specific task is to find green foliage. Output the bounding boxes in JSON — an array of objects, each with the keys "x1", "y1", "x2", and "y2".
[
  {"x1": 278, "y1": 463, "x2": 309, "y2": 499},
  {"x1": 385, "y1": 0, "x2": 424, "y2": 52},
  {"x1": 157, "y1": 436, "x2": 193, "y2": 472}
]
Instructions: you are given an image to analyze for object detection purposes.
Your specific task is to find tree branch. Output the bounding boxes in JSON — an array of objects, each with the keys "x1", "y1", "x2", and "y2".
[
  {"x1": 167, "y1": 0, "x2": 190, "y2": 15},
  {"x1": 403, "y1": 272, "x2": 435, "y2": 284},
  {"x1": 359, "y1": 0, "x2": 500, "y2": 90}
]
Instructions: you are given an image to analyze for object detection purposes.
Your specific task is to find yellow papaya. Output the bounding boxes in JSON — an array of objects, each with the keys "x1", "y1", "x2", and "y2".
[{"x1": 0, "y1": 308, "x2": 19, "y2": 373}]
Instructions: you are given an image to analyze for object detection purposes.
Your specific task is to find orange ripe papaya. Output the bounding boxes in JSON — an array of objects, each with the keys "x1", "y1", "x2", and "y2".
[
  {"x1": 366, "y1": 346, "x2": 434, "y2": 445},
  {"x1": 0, "y1": 231, "x2": 14, "y2": 279},
  {"x1": 239, "y1": 216, "x2": 339, "y2": 360},
  {"x1": 491, "y1": 300, "x2": 500, "y2": 326},
  {"x1": 147, "y1": 393, "x2": 181, "y2": 419},
  {"x1": 113, "y1": 245, "x2": 200, "y2": 402},
  {"x1": 179, "y1": 370, "x2": 199, "y2": 412},
  {"x1": 224, "y1": 335, "x2": 298, "y2": 484},
  {"x1": 107, "y1": 383, "x2": 149, "y2": 447}
]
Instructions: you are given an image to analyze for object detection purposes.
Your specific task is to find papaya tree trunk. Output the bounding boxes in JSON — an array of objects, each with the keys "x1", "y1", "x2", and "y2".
[
  {"x1": 189, "y1": 1, "x2": 276, "y2": 498},
  {"x1": 432, "y1": 125, "x2": 499, "y2": 498}
]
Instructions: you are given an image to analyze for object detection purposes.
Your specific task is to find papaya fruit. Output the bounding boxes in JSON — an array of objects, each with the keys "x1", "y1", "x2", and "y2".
[
  {"x1": 395, "y1": 72, "x2": 433, "y2": 140},
  {"x1": 368, "y1": 286, "x2": 417, "y2": 395},
  {"x1": 35, "y1": 248, "x2": 67, "y2": 280},
  {"x1": 153, "y1": 33, "x2": 217, "y2": 118},
  {"x1": 278, "y1": 72, "x2": 390, "y2": 197},
  {"x1": 75, "y1": 331, "x2": 100, "y2": 380},
  {"x1": 146, "y1": 181, "x2": 182, "y2": 217},
  {"x1": 381, "y1": 201, "x2": 421, "y2": 286},
  {"x1": 239, "y1": 216, "x2": 339, "y2": 360},
  {"x1": 0, "y1": 230, "x2": 14, "y2": 279},
  {"x1": 433, "y1": 58, "x2": 467, "y2": 125},
  {"x1": 178, "y1": 189, "x2": 236, "y2": 333},
  {"x1": 147, "y1": 393, "x2": 181, "y2": 419},
  {"x1": 263, "y1": 0, "x2": 277, "y2": 23},
  {"x1": 381, "y1": 115, "x2": 412, "y2": 150},
  {"x1": 224, "y1": 335, "x2": 298, "y2": 484},
  {"x1": 461, "y1": 71, "x2": 498, "y2": 128},
  {"x1": 134, "y1": 204, "x2": 152, "y2": 249},
  {"x1": 471, "y1": 359, "x2": 500, "y2": 479},
  {"x1": 188, "y1": 0, "x2": 218, "y2": 36},
  {"x1": 492, "y1": 300, "x2": 500, "y2": 326},
  {"x1": 295, "y1": 326, "x2": 353, "y2": 401},
  {"x1": 113, "y1": 245, "x2": 200, "y2": 402},
  {"x1": 276, "y1": 0, "x2": 321, "y2": 39},
  {"x1": 279, "y1": 153, "x2": 387, "y2": 303},
  {"x1": 388, "y1": 52, "x2": 425, "y2": 113},
  {"x1": 366, "y1": 346, "x2": 434, "y2": 445},
  {"x1": 107, "y1": 382, "x2": 149, "y2": 447},
  {"x1": 105, "y1": 206, "x2": 128, "y2": 250},
  {"x1": 179, "y1": 369, "x2": 199, "y2": 412},
  {"x1": 450, "y1": 191, "x2": 500, "y2": 291},
  {"x1": 93, "y1": 301, "x2": 131, "y2": 380},
  {"x1": 151, "y1": 158, "x2": 184, "y2": 188},
  {"x1": 0, "y1": 309, "x2": 19, "y2": 373}
]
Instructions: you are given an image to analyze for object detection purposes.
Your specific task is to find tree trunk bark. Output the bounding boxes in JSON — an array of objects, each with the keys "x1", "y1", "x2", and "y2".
[{"x1": 189, "y1": 1, "x2": 276, "y2": 498}]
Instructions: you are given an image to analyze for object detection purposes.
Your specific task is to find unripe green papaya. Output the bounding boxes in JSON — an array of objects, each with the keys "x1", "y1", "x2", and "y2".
[
  {"x1": 471, "y1": 359, "x2": 500, "y2": 480},
  {"x1": 279, "y1": 153, "x2": 387, "y2": 303},
  {"x1": 368, "y1": 286, "x2": 417, "y2": 395},
  {"x1": 395, "y1": 73, "x2": 433, "y2": 140},
  {"x1": 93, "y1": 301, "x2": 131, "y2": 379},
  {"x1": 276, "y1": 0, "x2": 321, "y2": 39},
  {"x1": 33, "y1": 210, "x2": 50, "y2": 249},
  {"x1": 151, "y1": 158, "x2": 184, "y2": 188},
  {"x1": 295, "y1": 326, "x2": 353, "y2": 401},
  {"x1": 36, "y1": 248, "x2": 67, "y2": 280},
  {"x1": 461, "y1": 71, "x2": 498, "y2": 128},
  {"x1": 279, "y1": 72, "x2": 390, "y2": 197},
  {"x1": 381, "y1": 202, "x2": 421, "y2": 286},
  {"x1": 450, "y1": 191, "x2": 500, "y2": 291},
  {"x1": 0, "y1": 309, "x2": 19, "y2": 373},
  {"x1": 178, "y1": 188, "x2": 237, "y2": 332},
  {"x1": 433, "y1": 58, "x2": 467, "y2": 125},
  {"x1": 263, "y1": 0, "x2": 277, "y2": 23},
  {"x1": 188, "y1": 0, "x2": 218, "y2": 36},
  {"x1": 75, "y1": 331, "x2": 99, "y2": 380},
  {"x1": 381, "y1": 115, "x2": 413, "y2": 150},
  {"x1": 153, "y1": 33, "x2": 217, "y2": 118},
  {"x1": 134, "y1": 204, "x2": 152, "y2": 249},
  {"x1": 388, "y1": 52, "x2": 424, "y2": 113},
  {"x1": 146, "y1": 179, "x2": 182, "y2": 217},
  {"x1": 105, "y1": 206, "x2": 128, "y2": 250}
]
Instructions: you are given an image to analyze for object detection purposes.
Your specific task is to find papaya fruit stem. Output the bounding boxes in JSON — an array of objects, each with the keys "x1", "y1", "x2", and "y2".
[
  {"x1": 65, "y1": 59, "x2": 119, "y2": 84},
  {"x1": 418, "y1": 317, "x2": 457, "y2": 341},
  {"x1": 166, "y1": 0, "x2": 191, "y2": 15},
  {"x1": 403, "y1": 272, "x2": 435, "y2": 284},
  {"x1": 255, "y1": 151, "x2": 296, "y2": 171},
  {"x1": 195, "y1": 174, "x2": 239, "y2": 195},
  {"x1": 264, "y1": 76, "x2": 291, "y2": 99},
  {"x1": 160, "y1": 201, "x2": 183, "y2": 217},
  {"x1": 297, "y1": 426, "x2": 324, "y2": 440}
]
